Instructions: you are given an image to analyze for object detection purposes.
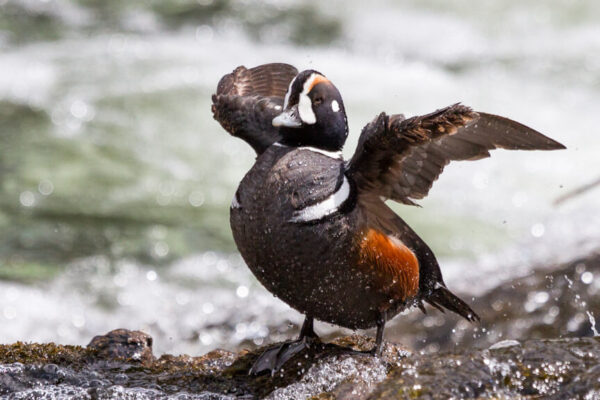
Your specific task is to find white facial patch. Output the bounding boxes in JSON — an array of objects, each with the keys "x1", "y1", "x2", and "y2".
[
  {"x1": 331, "y1": 100, "x2": 340, "y2": 112},
  {"x1": 297, "y1": 73, "x2": 320, "y2": 125},
  {"x1": 290, "y1": 176, "x2": 350, "y2": 222},
  {"x1": 283, "y1": 75, "x2": 297, "y2": 109}
]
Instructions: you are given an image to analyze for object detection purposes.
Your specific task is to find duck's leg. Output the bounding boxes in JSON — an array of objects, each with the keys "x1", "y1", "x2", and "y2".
[
  {"x1": 371, "y1": 313, "x2": 386, "y2": 356},
  {"x1": 249, "y1": 316, "x2": 319, "y2": 375},
  {"x1": 333, "y1": 313, "x2": 386, "y2": 356},
  {"x1": 298, "y1": 315, "x2": 317, "y2": 339}
]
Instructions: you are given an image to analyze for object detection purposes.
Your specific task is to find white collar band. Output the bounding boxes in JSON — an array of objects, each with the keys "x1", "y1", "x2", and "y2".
[{"x1": 273, "y1": 142, "x2": 343, "y2": 160}]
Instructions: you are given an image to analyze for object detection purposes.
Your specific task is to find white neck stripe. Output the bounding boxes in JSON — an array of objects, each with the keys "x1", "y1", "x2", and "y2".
[
  {"x1": 283, "y1": 75, "x2": 297, "y2": 110},
  {"x1": 299, "y1": 146, "x2": 343, "y2": 159},
  {"x1": 272, "y1": 142, "x2": 343, "y2": 160},
  {"x1": 290, "y1": 176, "x2": 350, "y2": 222}
]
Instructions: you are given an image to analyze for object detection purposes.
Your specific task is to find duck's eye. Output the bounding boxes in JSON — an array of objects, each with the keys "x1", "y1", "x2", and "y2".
[{"x1": 313, "y1": 97, "x2": 323, "y2": 106}]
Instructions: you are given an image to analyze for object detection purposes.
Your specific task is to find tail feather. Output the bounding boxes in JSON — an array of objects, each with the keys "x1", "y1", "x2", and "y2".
[{"x1": 425, "y1": 287, "x2": 480, "y2": 322}]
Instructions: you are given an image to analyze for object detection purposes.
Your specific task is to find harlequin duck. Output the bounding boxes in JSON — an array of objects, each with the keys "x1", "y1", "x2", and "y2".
[{"x1": 211, "y1": 63, "x2": 565, "y2": 374}]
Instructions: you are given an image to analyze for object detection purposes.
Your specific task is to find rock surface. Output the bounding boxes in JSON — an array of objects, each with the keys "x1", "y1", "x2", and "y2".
[
  {"x1": 371, "y1": 337, "x2": 600, "y2": 399},
  {"x1": 0, "y1": 332, "x2": 406, "y2": 399},
  {"x1": 1, "y1": 331, "x2": 600, "y2": 399},
  {"x1": 1, "y1": 252, "x2": 600, "y2": 399},
  {"x1": 88, "y1": 329, "x2": 155, "y2": 364},
  {"x1": 383, "y1": 251, "x2": 600, "y2": 353}
]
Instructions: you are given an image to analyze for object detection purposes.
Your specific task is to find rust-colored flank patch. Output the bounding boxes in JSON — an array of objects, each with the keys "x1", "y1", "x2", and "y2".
[{"x1": 358, "y1": 229, "x2": 420, "y2": 304}]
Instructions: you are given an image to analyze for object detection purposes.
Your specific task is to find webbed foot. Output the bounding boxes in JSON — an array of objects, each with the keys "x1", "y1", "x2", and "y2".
[
  {"x1": 248, "y1": 314, "x2": 386, "y2": 375},
  {"x1": 249, "y1": 316, "x2": 319, "y2": 375},
  {"x1": 249, "y1": 336, "x2": 317, "y2": 375}
]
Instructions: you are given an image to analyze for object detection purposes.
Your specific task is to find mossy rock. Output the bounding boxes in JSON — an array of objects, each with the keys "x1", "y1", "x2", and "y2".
[{"x1": 2, "y1": 329, "x2": 600, "y2": 399}]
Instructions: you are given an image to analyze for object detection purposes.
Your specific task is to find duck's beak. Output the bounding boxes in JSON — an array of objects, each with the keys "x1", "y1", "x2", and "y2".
[{"x1": 272, "y1": 105, "x2": 302, "y2": 128}]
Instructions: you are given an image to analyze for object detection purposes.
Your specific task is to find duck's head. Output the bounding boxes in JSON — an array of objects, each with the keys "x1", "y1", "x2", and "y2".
[{"x1": 273, "y1": 70, "x2": 348, "y2": 151}]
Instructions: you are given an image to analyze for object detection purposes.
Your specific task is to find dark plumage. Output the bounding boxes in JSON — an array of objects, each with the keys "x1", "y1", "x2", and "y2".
[
  {"x1": 212, "y1": 63, "x2": 298, "y2": 154},
  {"x1": 211, "y1": 63, "x2": 565, "y2": 374}
]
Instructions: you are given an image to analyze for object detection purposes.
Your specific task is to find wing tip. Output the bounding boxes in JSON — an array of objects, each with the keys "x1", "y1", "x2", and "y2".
[
  {"x1": 546, "y1": 139, "x2": 567, "y2": 151},
  {"x1": 477, "y1": 112, "x2": 566, "y2": 151}
]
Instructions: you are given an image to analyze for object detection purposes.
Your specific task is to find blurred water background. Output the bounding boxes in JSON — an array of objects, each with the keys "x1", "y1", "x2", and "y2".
[{"x1": 0, "y1": 0, "x2": 598, "y2": 356}]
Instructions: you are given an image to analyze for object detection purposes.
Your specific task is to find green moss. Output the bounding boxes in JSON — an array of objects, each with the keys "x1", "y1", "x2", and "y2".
[{"x1": 0, "y1": 342, "x2": 92, "y2": 367}]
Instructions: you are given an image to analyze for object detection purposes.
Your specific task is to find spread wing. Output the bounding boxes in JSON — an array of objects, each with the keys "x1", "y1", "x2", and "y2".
[
  {"x1": 212, "y1": 63, "x2": 298, "y2": 154},
  {"x1": 346, "y1": 103, "x2": 565, "y2": 205}
]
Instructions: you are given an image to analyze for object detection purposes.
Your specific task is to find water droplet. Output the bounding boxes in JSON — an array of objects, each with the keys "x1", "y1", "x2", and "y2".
[
  {"x1": 534, "y1": 291, "x2": 549, "y2": 304},
  {"x1": 70, "y1": 100, "x2": 88, "y2": 119},
  {"x1": 188, "y1": 191, "x2": 205, "y2": 207},
  {"x1": 153, "y1": 242, "x2": 169, "y2": 258},
  {"x1": 236, "y1": 285, "x2": 249, "y2": 298},
  {"x1": 531, "y1": 223, "x2": 545, "y2": 238},
  {"x1": 19, "y1": 191, "x2": 35, "y2": 207},
  {"x1": 581, "y1": 271, "x2": 593, "y2": 284},
  {"x1": 146, "y1": 270, "x2": 157, "y2": 281},
  {"x1": 38, "y1": 180, "x2": 54, "y2": 196},
  {"x1": 564, "y1": 275, "x2": 574, "y2": 288},
  {"x1": 200, "y1": 332, "x2": 213, "y2": 345}
]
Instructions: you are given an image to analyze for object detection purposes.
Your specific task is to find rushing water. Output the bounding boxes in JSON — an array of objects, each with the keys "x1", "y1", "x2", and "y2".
[{"x1": 0, "y1": 0, "x2": 599, "y2": 356}]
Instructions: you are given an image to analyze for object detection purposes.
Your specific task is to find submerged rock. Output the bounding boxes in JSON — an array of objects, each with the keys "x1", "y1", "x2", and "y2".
[{"x1": 1, "y1": 329, "x2": 600, "y2": 399}]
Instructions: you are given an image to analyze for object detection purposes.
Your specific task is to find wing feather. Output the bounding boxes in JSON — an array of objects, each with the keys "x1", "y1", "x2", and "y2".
[
  {"x1": 347, "y1": 104, "x2": 565, "y2": 205},
  {"x1": 212, "y1": 63, "x2": 298, "y2": 154},
  {"x1": 350, "y1": 105, "x2": 563, "y2": 320}
]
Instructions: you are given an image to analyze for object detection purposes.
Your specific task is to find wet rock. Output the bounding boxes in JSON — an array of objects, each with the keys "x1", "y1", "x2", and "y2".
[
  {"x1": 88, "y1": 329, "x2": 155, "y2": 364},
  {"x1": 0, "y1": 331, "x2": 406, "y2": 399},
  {"x1": 370, "y1": 337, "x2": 600, "y2": 399},
  {"x1": 1, "y1": 330, "x2": 600, "y2": 399},
  {"x1": 384, "y1": 251, "x2": 600, "y2": 352},
  {"x1": 2, "y1": 253, "x2": 600, "y2": 398}
]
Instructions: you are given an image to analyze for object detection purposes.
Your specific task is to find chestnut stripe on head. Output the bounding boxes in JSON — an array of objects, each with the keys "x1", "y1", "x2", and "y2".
[{"x1": 306, "y1": 74, "x2": 329, "y2": 92}]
